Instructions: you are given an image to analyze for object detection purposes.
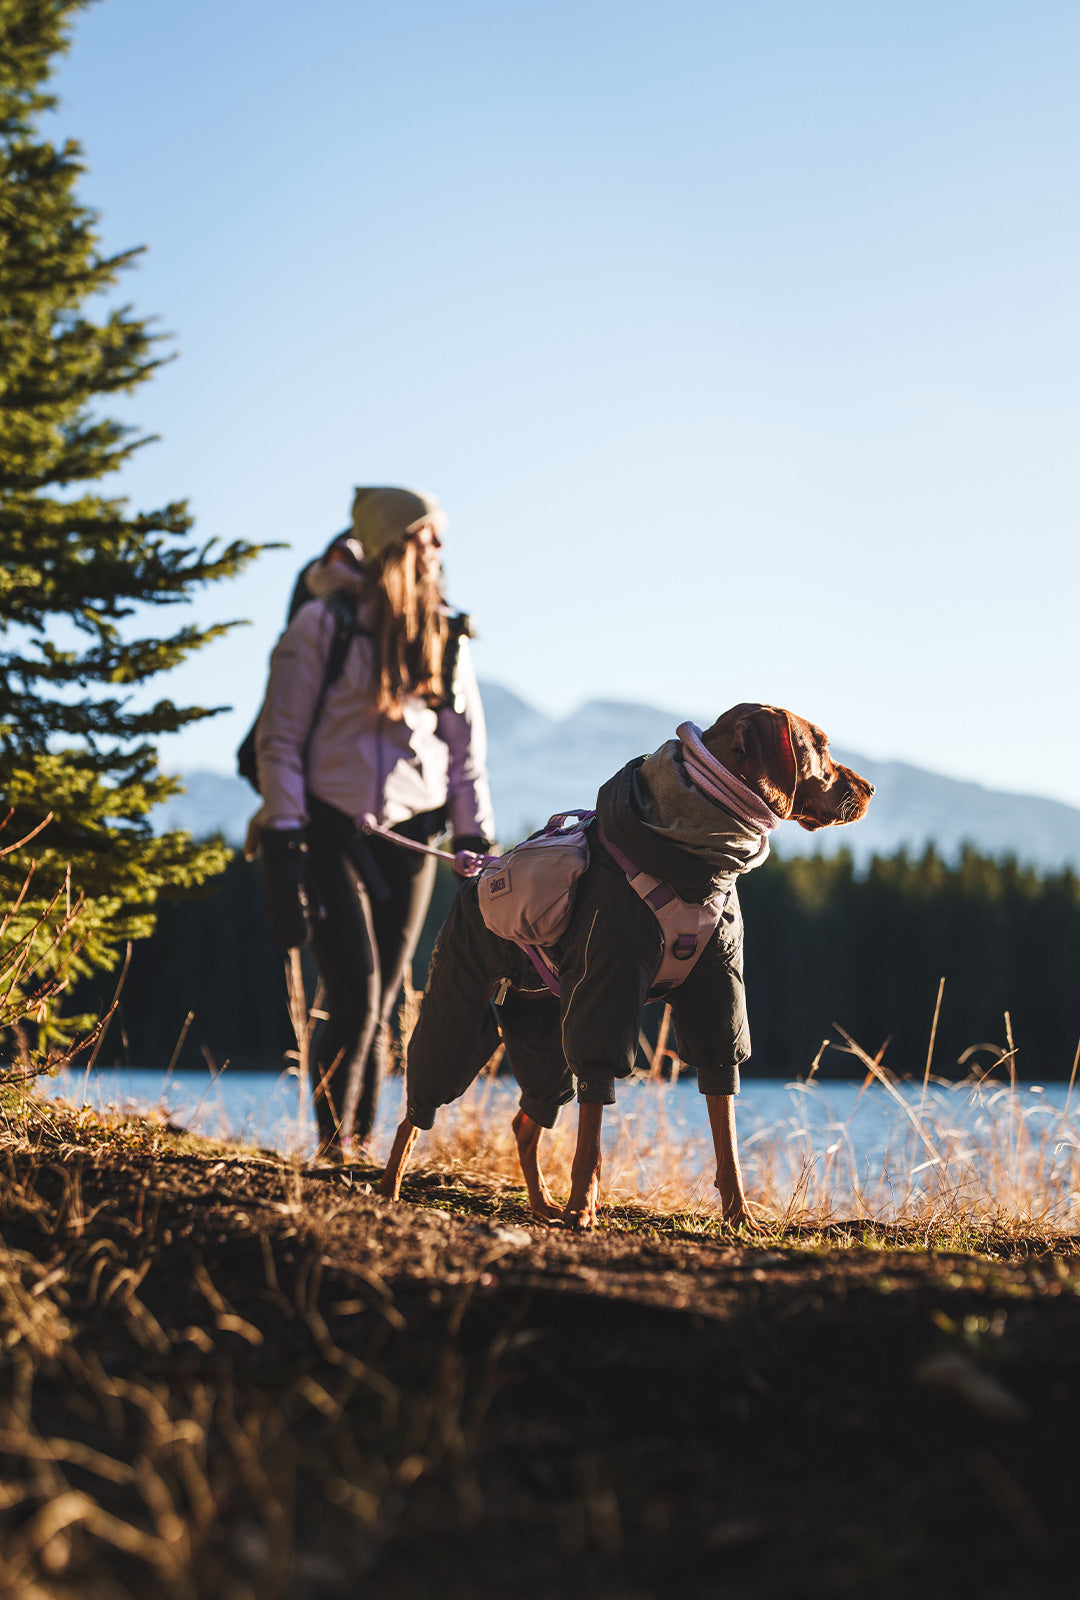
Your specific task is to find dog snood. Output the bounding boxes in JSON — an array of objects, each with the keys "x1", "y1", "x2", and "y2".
[
  {"x1": 596, "y1": 743, "x2": 773, "y2": 904},
  {"x1": 677, "y1": 722, "x2": 780, "y2": 836}
]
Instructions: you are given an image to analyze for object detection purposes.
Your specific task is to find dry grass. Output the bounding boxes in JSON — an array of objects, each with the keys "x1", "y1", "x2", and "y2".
[
  {"x1": 36, "y1": 961, "x2": 1080, "y2": 1247},
  {"x1": 177, "y1": 951, "x2": 1080, "y2": 1243},
  {"x1": 2, "y1": 1090, "x2": 1076, "y2": 1599},
  {"x1": 0, "y1": 1094, "x2": 434, "y2": 1600},
  {"x1": 3, "y1": 1040, "x2": 1079, "y2": 1593},
  {"x1": 8, "y1": 868, "x2": 1080, "y2": 1595},
  {"x1": 391, "y1": 1016, "x2": 1080, "y2": 1243}
]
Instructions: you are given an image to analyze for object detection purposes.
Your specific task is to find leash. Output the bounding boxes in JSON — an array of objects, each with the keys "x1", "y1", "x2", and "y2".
[{"x1": 360, "y1": 814, "x2": 492, "y2": 878}]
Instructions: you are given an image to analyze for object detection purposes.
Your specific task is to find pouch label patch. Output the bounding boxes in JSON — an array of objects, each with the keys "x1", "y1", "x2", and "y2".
[{"x1": 484, "y1": 869, "x2": 512, "y2": 899}]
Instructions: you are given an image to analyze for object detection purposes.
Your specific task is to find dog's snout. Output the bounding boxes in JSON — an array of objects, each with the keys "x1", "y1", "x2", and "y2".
[{"x1": 867, "y1": 782, "x2": 875, "y2": 796}]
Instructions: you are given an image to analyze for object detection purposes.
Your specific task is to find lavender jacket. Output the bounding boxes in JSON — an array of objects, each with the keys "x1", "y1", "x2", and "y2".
[{"x1": 254, "y1": 595, "x2": 495, "y2": 840}]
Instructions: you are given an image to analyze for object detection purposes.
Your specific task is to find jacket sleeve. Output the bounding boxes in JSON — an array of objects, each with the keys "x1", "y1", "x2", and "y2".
[
  {"x1": 254, "y1": 601, "x2": 338, "y2": 829},
  {"x1": 556, "y1": 858, "x2": 663, "y2": 1105},
  {"x1": 435, "y1": 637, "x2": 496, "y2": 841}
]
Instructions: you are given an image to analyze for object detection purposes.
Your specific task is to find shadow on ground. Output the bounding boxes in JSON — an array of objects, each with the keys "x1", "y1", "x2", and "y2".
[{"x1": 1, "y1": 1108, "x2": 1077, "y2": 1598}]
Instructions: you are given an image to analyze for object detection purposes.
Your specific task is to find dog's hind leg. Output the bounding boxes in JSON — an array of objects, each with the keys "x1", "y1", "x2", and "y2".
[
  {"x1": 383, "y1": 884, "x2": 503, "y2": 1202},
  {"x1": 378, "y1": 1116, "x2": 419, "y2": 1200},
  {"x1": 511, "y1": 1110, "x2": 564, "y2": 1223}
]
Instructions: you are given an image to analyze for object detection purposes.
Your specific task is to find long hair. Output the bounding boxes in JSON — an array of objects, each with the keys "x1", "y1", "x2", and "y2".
[{"x1": 366, "y1": 537, "x2": 448, "y2": 715}]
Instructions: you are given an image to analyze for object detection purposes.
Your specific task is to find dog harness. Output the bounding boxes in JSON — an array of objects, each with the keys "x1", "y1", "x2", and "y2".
[
  {"x1": 595, "y1": 824, "x2": 730, "y2": 996},
  {"x1": 479, "y1": 810, "x2": 728, "y2": 1002}
]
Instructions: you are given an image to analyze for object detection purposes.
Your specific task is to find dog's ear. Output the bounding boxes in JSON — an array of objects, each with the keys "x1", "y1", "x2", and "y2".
[{"x1": 730, "y1": 707, "x2": 798, "y2": 818}]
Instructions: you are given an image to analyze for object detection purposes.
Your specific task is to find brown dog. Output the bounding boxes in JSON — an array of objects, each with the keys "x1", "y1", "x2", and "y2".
[{"x1": 380, "y1": 704, "x2": 873, "y2": 1228}]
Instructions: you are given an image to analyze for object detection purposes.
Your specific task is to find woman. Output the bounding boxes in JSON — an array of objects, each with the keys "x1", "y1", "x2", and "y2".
[{"x1": 254, "y1": 486, "x2": 495, "y2": 1158}]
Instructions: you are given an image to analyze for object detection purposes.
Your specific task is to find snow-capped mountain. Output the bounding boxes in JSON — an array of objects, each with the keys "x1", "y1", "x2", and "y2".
[{"x1": 152, "y1": 682, "x2": 1080, "y2": 875}]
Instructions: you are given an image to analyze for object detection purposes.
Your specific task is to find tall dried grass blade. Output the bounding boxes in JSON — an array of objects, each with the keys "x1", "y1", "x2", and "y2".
[
  {"x1": 1067, "y1": 1036, "x2": 1080, "y2": 1117},
  {"x1": 1003, "y1": 1011, "x2": 1017, "y2": 1090},
  {"x1": 649, "y1": 1004, "x2": 671, "y2": 1080},
  {"x1": 287, "y1": 949, "x2": 311, "y2": 1152},
  {"x1": 919, "y1": 976, "x2": 945, "y2": 1114},
  {"x1": 833, "y1": 1023, "x2": 941, "y2": 1170}
]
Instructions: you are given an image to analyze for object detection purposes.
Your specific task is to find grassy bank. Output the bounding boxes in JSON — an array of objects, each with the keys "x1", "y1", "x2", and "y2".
[
  {"x1": 1, "y1": 1088, "x2": 1079, "y2": 1599},
  {"x1": 399, "y1": 1028, "x2": 1080, "y2": 1234}
]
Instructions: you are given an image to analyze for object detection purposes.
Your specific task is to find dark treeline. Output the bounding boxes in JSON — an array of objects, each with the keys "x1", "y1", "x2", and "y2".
[
  {"x1": 740, "y1": 847, "x2": 1080, "y2": 1081},
  {"x1": 73, "y1": 845, "x2": 1080, "y2": 1082},
  {"x1": 71, "y1": 856, "x2": 461, "y2": 1077}
]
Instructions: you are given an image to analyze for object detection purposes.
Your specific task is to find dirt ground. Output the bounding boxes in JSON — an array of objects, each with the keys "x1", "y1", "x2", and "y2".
[{"x1": 2, "y1": 1121, "x2": 1079, "y2": 1599}]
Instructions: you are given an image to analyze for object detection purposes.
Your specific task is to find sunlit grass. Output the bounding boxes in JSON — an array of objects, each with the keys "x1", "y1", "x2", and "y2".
[
  {"x1": 31, "y1": 1039, "x2": 1080, "y2": 1246},
  {"x1": 396, "y1": 1051, "x2": 1080, "y2": 1242},
  {"x1": 9, "y1": 871, "x2": 1080, "y2": 1596}
]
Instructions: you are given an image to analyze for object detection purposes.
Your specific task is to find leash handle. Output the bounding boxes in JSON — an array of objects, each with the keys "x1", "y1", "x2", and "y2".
[{"x1": 360, "y1": 814, "x2": 492, "y2": 878}]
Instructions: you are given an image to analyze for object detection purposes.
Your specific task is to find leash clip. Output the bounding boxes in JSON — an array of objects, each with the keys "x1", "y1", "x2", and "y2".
[{"x1": 360, "y1": 814, "x2": 492, "y2": 878}]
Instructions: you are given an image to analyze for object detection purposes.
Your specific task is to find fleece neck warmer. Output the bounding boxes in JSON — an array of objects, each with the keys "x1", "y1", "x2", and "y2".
[
  {"x1": 595, "y1": 734, "x2": 776, "y2": 905},
  {"x1": 677, "y1": 722, "x2": 781, "y2": 833}
]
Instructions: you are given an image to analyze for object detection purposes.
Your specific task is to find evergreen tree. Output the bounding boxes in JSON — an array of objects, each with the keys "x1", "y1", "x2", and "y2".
[{"x1": 0, "y1": 0, "x2": 261, "y2": 1035}]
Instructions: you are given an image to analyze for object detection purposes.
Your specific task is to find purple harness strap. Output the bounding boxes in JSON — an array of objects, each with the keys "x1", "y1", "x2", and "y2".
[
  {"x1": 597, "y1": 824, "x2": 714, "y2": 982},
  {"x1": 521, "y1": 942, "x2": 561, "y2": 997},
  {"x1": 593, "y1": 823, "x2": 635, "y2": 877}
]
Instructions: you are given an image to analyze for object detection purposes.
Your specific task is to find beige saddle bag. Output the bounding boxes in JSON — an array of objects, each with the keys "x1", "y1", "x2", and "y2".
[
  {"x1": 477, "y1": 812, "x2": 592, "y2": 948},
  {"x1": 477, "y1": 810, "x2": 726, "y2": 1000}
]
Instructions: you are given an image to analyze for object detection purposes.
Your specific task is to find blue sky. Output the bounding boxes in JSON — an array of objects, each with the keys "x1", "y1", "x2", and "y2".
[{"x1": 52, "y1": 0, "x2": 1080, "y2": 803}]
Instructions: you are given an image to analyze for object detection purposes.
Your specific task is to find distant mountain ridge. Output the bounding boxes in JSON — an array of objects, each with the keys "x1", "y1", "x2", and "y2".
[{"x1": 154, "y1": 683, "x2": 1080, "y2": 875}]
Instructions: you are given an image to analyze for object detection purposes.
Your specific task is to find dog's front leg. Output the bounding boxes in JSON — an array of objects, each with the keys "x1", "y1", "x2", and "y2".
[
  {"x1": 378, "y1": 1116, "x2": 419, "y2": 1201},
  {"x1": 563, "y1": 1102, "x2": 604, "y2": 1230},
  {"x1": 512, "y1": 1110, "x2": 564, "y2": 1222},
  {"x1": 705, "y1": 1093, "x2": 754, "y2": 1227}
]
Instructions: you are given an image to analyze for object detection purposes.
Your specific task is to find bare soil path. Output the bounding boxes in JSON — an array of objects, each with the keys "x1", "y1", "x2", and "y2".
[{"x1": 2, "y1": 1112, "x2": 1078, "y2": 1598}]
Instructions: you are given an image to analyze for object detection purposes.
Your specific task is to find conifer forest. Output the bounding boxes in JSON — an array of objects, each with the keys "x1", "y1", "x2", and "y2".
[{"x1": 75, "y1": 843, "x2": 1080, "y2": 1083}]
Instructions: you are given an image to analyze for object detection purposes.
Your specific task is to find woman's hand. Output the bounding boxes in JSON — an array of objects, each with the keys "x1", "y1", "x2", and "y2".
[
  {"x1": 452, "y1": 834, "x2": 495, "y2": 878},
  {"x1": 451, "y1": 834, "x2": 493, "y2": 855}
]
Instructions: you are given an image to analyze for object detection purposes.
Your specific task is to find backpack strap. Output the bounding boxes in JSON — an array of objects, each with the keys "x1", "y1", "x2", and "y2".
[
  {"x1": 238, "y1": 590, "x2": 363, "y2": 793},
  {"x1": 520, "y1": 943, "x2": 562, "y2": 997},
  {"x1": 323, "y1": 589, "x2": 361, "y2": 688},
  {"x1": 300, "y1": 590, "x2": 362, "y2": 767},
  {"x1": 439, "y1": 610, "x2": 475, "y2": 711}
]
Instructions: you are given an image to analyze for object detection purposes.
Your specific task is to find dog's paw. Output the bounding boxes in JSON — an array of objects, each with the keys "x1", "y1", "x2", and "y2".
[
  {"x1": 562, "y1": 1205, "x2": 597, "y2": 1232},
  {"x1": 720, "y1": 1199, "x2": 760, "y2": 1232},
  {"x1": 376, "y1": 1171, "x2": 402, "y2": 1201},
  {"x1": 529, "y1": 1198, "x2": 566, "y2": 1224}
]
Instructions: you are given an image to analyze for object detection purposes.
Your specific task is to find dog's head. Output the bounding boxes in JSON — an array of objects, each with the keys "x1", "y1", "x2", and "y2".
[{"x1": 701, "y1": 703, "x2": 874, "y2": 832}]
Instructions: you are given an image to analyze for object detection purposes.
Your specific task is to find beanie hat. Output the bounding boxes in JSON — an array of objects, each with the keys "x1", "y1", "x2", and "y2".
[{"x1": 349, "y1": 486, "x2": 445, "y2": 562}]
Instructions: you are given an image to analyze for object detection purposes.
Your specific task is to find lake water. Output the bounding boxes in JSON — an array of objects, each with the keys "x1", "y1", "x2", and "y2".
[{"x1": 41, "y1": 1065, "x2": 1080, "y2": 1220}]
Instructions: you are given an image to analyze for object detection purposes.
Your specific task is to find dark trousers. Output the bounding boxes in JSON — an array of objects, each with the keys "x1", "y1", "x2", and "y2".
[{"x1": 306, "y1": 799, "x2": 438, "y2": 1147}]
